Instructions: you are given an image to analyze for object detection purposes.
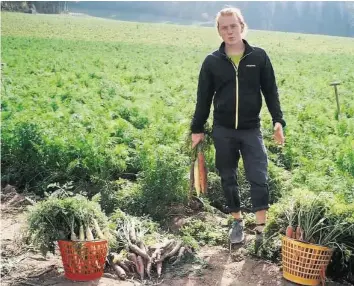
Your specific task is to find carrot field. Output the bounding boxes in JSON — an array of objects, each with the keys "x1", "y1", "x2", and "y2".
[{"x1": 1, "y1": 12, "x2": 354, "y2": 284}]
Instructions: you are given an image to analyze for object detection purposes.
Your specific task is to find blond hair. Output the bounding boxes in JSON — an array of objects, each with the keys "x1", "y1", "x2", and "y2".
[{"x1": 215, "y1": 7, "x2": 248, "y2": 37}]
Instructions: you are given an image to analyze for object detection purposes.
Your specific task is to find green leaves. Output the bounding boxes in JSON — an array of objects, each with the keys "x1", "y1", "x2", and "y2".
[{"x1": 27, "y1": 195, "x2": 109, "y2": 256}]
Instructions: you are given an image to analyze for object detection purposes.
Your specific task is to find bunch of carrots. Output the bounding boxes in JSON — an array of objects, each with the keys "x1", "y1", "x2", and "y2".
[
  {"x1": 108, "y1": 239, "x2": 188, "y2": 281},
  {"x1": 190, "y1": 143, "x2": 208, "y2": 198},
  {"x1": 67, "y1": 217, "x2": 110, "y2": 274},
  {"x1": 111, "y1": 218, "x2": 190, "y2": 281},
  {"x1": 69, "y1": 218, "x2": 109, "y2": 242}
]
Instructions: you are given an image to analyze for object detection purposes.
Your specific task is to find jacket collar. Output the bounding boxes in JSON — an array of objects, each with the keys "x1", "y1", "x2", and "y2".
[{"x1": 218, "y1": 39, "x2": 254, "y2": 58}]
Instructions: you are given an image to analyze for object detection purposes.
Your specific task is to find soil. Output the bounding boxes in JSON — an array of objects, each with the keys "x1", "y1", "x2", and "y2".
[{"x1": 0, "y1": 189, "x2": 349, "y2": 286}]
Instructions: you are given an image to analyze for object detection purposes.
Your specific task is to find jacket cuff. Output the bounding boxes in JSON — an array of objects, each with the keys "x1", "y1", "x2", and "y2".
[{"x1": 191, "y1": 125, "x2": 204, "y2": 134}]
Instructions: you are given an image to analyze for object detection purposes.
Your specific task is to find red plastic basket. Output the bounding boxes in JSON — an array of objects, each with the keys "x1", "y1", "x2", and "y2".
[{"x1": 58, "y1": 240, "x2": 108, "y2": 281}]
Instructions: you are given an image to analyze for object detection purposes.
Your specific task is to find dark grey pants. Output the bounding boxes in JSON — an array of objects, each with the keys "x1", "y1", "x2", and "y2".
[{"x1": 211, "y1": 125, "x2": 269, "y2": 213}]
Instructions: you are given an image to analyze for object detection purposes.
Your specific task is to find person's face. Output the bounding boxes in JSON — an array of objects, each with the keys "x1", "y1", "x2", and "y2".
[{"x1": 218, "y1": 14, "x2": 243, "y2": 45}]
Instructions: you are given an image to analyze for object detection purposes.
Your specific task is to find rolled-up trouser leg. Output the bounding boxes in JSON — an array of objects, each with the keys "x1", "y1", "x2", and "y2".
[
  {"x1": 240, "y1": 128, "x2": 269, "y2": 212},
  {"x1": 212, "y1": 126, "x2": 241, "y2": 213}
]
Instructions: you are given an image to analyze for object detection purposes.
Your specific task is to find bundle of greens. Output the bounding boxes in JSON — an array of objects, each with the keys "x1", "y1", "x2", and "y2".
[
  {"x1": 280, "y1": 192, "x2": 354, "y2": 249},
  {"x1": 27, "y1": 195, "x2": 109, "y2": 256},
  {"x1": 260, "y1": 190, "x2": 354, "y2": 282}
]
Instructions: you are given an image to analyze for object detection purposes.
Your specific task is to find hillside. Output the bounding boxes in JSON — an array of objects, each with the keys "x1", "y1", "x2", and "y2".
[
  {"x1": 2, "y1": 1, "x2": 354, "y2": 37},
  {"x1": 67, "y1": 1, "x2": 354, "y2": 37},
  {"x1": 1, "y1": 12, "x2": 354, "y2": 285}
]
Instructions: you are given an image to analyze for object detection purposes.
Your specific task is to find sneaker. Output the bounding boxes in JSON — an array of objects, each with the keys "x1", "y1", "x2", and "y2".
[{"x1": 229, "y1": 219, "x2": 245, "y2": 244}]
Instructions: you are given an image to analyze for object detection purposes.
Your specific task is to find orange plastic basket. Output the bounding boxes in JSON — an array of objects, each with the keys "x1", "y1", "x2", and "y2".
[
  {"x1": 281, "y1": 236, "x2": 333, "y2": 286},
  {"x1": 58, "y1": 240, "x2": 108, "y2": 281}
]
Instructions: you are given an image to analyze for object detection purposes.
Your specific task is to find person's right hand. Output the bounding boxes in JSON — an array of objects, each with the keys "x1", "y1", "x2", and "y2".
[{"x1": 192, "y1": 133, "x2": 204, "y2": 148}]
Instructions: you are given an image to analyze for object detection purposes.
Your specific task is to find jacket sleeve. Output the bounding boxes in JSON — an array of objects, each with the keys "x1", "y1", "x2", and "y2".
[
  {"x1": 260, "y1": 51, "x2": 286, "y2": 128},
  {"x1": 190, "y1": 57, "x2": 215, "y2": 133}
]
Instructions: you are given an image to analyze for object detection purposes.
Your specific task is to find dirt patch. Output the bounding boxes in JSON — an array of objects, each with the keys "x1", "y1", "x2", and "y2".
[
  {"x1": 0, "y1": 209, "x2": 283, "y2": 286},
  {"x1": 1, "y1": 189, "x2": 349, "y2": 286}
]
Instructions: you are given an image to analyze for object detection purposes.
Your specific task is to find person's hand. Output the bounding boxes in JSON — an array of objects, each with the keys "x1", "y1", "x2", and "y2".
[
  {"x1": 192, "y1": 133, "x2": 204, "y2": 148},
  {"x1": 273, "y1": 123, "x2": 285, "y2": 145}
]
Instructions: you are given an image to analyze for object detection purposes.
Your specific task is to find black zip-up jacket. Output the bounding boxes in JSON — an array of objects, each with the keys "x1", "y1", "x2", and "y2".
[{"x1": 191, "y1": 39, "x2": 286, "y2": 133}]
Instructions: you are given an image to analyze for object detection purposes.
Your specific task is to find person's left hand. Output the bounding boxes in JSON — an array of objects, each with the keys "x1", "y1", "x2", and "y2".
[{"x1": 273, "y1": 122, "x2": 285, "y2": 145}]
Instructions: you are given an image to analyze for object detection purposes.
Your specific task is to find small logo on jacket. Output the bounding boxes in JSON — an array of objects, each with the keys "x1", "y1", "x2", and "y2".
[{"x1": 246, "y1": 64, "x2": 256, "y2": 67}]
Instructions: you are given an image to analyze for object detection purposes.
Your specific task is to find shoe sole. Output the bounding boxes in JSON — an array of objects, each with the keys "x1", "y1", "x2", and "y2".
[
  {"x1": 230, "y1": 234, "x2": 245, "y2": 244},
  {"x1": 230, "y1": 239, "x2": 245, "y2": 244}
]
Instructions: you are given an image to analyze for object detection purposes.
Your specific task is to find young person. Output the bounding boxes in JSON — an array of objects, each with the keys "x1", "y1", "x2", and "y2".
[{"x1": 190, "y1": 7, "x2": 286, "y2": 244}]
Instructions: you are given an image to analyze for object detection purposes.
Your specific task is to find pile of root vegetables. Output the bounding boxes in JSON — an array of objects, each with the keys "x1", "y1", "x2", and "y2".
[
  {"x1": 26, "y1": 195, "x2": 193, "y2": 282},
  {"x1": 107, "y1": 215, "x2": 191, "y2": 281},
  {"x1": 108, "y1": 238, "x2": 188, "y2": 281}
]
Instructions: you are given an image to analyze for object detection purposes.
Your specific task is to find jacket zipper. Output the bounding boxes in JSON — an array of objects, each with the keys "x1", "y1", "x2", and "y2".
[{"x1": 226, "y1": 51, "x2": 253, "y2": 129}]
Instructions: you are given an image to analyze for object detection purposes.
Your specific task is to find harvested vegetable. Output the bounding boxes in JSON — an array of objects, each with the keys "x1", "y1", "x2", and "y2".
[
  {"x1": 129, "y1": 220, "x2": 137, "y2": 244},
  {"x1": 286, "y1": 226, "x2": 293, "y2": 238},
  {"x1": 157, "y1": 241, "x2": 182, "y2": 262},
  {"x1": 93, "y1": 218, "x2": 105, "y2": 239},
  {"x1": 146, "y1": 258, "x2": 152, "y2": 278},
  {"x1": 172, "y1": 246, "x2": 186, "y2": 265},
  {"x1": 161, "y1": 239, "x2": 174, "y2": 251},
  {"x1": 79, "y1": 224, "x2": 85, "y2": 241},
  {"x1": 295, "y1": 226, "x2": 302, "y2": 240},
  {"x1": 27, "y1": 195, "x2": 108, "y2": 256},
  {"x1": 111, "y1": 253, "x2": 131, "y2": 274},
  {"x1": 138, "y1": 240, "x2": 148, "y2": 270},
  {"x1": 112, "y1": 263, "x2": 127, "y2": 280},
  {"x1": 194, "y1": 158, "x2": 200, "y2": 197},
  {"x1": 198, "y1": 149, "x2": 207, "y2": 194},
  {"x1": 109, "y1": 211, "x2": 193, "y2": 281},
  {"x1": 67, "y1": 217, "x2": 78, "y2": 241},
  {"x1": 139, "y1": 241, "x2": 147, "y2": 254},
  {"x1": 129, "y1": 243, "x2": 150, "y2": 261},
  {"x1": 156, "y1": 252, "x2": 162, "y2": 278},
  {"x1": 86, "y1": 224, "x2": 94, "y2": 241},
  {"x1": 127, "y1": 252, "x2": 138, "y2": 269},
  {"x1": 136, "y1": 255, "x2": 145, "y2": 280}
]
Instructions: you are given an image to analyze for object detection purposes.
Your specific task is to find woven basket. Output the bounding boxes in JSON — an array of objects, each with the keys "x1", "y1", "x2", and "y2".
[
  {"x1": 58, "y1": 240, "x2": 108, "y2": 281},
  {"x1": 281, "y1": 236, "x2": 333, "y2": 286}
]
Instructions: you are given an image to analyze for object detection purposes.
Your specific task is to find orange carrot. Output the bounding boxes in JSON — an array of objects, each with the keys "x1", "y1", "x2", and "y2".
[
  {"x1": 286, "y1": 226, "x2": 293, "y2": 238},
  {"x1": 198, "y1": 151, "x2": 207, "y2": 194}
]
